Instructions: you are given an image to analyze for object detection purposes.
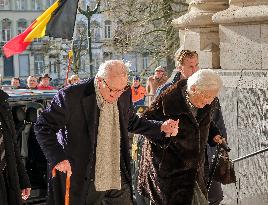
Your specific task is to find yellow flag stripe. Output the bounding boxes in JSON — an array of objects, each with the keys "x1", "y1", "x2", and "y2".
[
  {"x1": 24, "y1": 0, "x2": 60, "y2": 42},
  {"x1": 68, "y1": 50, "x2": 73, "y2": 58}
]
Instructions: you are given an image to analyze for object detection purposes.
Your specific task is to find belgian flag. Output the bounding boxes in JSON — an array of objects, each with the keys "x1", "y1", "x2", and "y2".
[{"x1": 3, "y1": 0, "x2": 79, "y2": 58}]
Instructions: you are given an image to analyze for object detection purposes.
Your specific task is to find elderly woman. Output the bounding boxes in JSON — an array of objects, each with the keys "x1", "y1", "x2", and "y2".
[{"x1": 138, "y1": 69, "x2": 223, "y2": 205}]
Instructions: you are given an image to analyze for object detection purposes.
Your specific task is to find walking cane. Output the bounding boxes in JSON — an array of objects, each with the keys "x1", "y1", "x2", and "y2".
[{"x1": 52, "y1": 168, "x2": 71, "y2": 205}]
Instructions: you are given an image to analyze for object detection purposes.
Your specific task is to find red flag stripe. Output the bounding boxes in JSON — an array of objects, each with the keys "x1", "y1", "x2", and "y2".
[{"x1": 2, "y1": 21, "x2": 36, "y2": 58}]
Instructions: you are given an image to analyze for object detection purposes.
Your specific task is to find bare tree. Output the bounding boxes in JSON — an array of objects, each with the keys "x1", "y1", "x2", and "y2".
[
  {"x1": 103, "y1": 0, "x2": 188, "y2": 73},
  {"x1": 78, "y1": 0, "x2": 100, "y2": 77},
  {"x1": 72, "y1": 21, "x2": 88, "y2": 74}
]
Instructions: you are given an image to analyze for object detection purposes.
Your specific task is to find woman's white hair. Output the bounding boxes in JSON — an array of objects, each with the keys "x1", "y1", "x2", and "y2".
[
  {"x1": 187, "y1": 69, "x2": 223, "y2": 93},
  {"x1": 96, "y1": 60, "x2": 128, "y2": 79}
]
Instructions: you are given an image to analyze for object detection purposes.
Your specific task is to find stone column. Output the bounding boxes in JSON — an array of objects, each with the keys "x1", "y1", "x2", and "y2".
[
  {"x1": 212, "y1": 1, "x2": 268, "y2": 205},
  {"x1": 172, "y1": 0, "x2": 228, "y2": 69},
  {"x1": 213, "y1": 0, "x2": 268, "y2": 70}
]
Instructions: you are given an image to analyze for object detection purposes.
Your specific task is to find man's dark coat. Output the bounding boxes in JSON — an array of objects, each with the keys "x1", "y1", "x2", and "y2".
[
  {"x1": 34, "y1": 78, "x2": 164, "y2": 205},
  {"x1": 137, "y1": 80, "x2": 220, "y2": 205},
  {"x1": 0, "y1": 90, "x2": 30, "y2": 205}
]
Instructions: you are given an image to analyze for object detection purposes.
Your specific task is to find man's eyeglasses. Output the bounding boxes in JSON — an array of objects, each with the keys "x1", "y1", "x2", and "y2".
[{"x1": 102, "y1": 79, "x2": 128, "y2": 94}]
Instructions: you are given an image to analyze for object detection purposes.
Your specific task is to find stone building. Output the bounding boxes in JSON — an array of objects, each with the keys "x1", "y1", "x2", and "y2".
[
  {"x1": 0, "y1": 0, "x2": 161, "y2": 84},
  {"x1": 77, "y1": 0, "x2": 160, "y2": 76},
  {"x1": 173, "y1": 0, "x2": 268, "y2": 204}
]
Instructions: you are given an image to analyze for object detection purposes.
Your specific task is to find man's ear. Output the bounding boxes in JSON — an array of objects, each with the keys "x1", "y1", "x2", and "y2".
[
  {"x1": 96, "y1": 77, "x2": 102, "y2": 84},
  {"x1": 96, "y1": 77, "x2": 103, "y2": 88},
  {"x1": 177, "y1": 65, "x2": 182, "y2": 71},
  {"x1": 190, "y1": 85, "x2": 196, "y2": 93}
]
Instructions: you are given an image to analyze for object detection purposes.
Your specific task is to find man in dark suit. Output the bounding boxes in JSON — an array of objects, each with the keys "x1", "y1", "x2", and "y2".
[
  {"x1": 0, "y1": 89, "x2": 31, "y2": 205},
  {"x1": 34, "y1": 60, "x2": 178, "y2": 205}
]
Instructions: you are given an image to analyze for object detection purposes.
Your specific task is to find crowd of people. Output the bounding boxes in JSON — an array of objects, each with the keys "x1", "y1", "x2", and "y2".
[
  {"x1": 9, "y1": 74, "x2": 81, "y2": 91},
  {"x1": 0, "y1": 50, "x2": 229, "y2": 205}
]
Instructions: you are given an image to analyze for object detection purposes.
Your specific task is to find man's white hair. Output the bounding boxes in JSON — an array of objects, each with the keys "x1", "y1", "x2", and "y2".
[
  {"x1": 96, "y1": 60, "x2": 128, "y2": 79},
  {"x1": 187, "y1": 69, "x2": 223, "y2": 93},
  {"x1": 27, "y1": 75, "x2": 37, "y2": 82}
]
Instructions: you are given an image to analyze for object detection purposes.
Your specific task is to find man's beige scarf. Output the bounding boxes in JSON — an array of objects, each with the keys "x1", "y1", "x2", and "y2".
[{"x1": 94, "y1": 80, "x2": 121, "y2": 191}]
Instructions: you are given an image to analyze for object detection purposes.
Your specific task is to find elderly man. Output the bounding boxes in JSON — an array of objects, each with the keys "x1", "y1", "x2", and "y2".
[
  {"x1": 156, "y1": 50, "x2": 226, "y2": 205},
  {"x1": 146, "y1": 66, "x2": 167, "y2": 105},
  {"x1": 138, "y1": 69, "x2": 223, "y2": 205},
  {"x1": 26, "y1": 76, "x2": 38, "y2": 89},
  {"x1": 37, "y1": 74, "x2": 54, "y2": 90},
  {"x1": 34, "y1": 60, "x2": 178, "y2": 205}
]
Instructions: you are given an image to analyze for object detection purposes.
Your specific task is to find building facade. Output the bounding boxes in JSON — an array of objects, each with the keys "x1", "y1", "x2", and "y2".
[
  {"x1": 77, "y1": 0, "x2": 157, "y2": 78},
  {"x1": 0, "y1": 0, "x2": 186, "y2": 85},
  {"x1": 0, "y1": 0, "x2": 58, "y2": 83}
]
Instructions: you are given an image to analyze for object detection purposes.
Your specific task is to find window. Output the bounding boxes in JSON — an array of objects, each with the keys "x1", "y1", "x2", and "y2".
[
  {"x1": 47, "y1": 0, "x2": 55, "y2": 7},
  {"x1": 34, "y1": 54, "x2": 44, "y2": 75},
  {"x1": 76, "y1": 20, "x2": 87, "y2": 36},
  {"x1": 32, "y1": 0, "x2": 42, "y2": 10},
  {"x1": 17, "y1": 19, "x2": 27, "y2": 34},
  {"x1": 16, "y1": 0, "x2": 27, "y2": 10},
  {"x1": 0, "y1": 0, "x2": 4, "y2": 8},
  {"x1": 80, "y1": 0, "x2": 87, "y2": 9},
  {"x1": 53, "y1": 61, "x2": 57, "y2": 73},
  {"x1": 19, "y1": 54, "x2": 30, "y2": 77},
  {"x1": 0, "y1": 0, "x2": 9, "y2": 9},
  {"x1": 2, "y1": 19, "x2": 11, "y2": 42},
  {"x1": 142, "y1": 53, "x2": 149, "y2": 69},
  {"x1": 103, "y1": 52, "x2": 112, "y2": 60},
  {"x1": 3, "y1": 56, "x2": 14, "y2": 77},
  {"x1": 104, "y1": 20, "x2": 112, "y2": 39},
  {"x1": 81, "y1": 58, "x2": 86, "y2": 72},
  {"x1": 48, "y1": 61, "x2": 52, "y2": 73},
  {"x1": 33, "y1": 38, "x2": 42, "y2": 43},
  {"x1": 91, "y1": 21, "x2": 100, "y2": 42}
]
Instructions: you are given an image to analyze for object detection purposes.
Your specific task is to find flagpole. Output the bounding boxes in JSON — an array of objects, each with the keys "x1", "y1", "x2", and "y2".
[{"x1": 65, "y1": 50, "x2": 73, "y2": 86}]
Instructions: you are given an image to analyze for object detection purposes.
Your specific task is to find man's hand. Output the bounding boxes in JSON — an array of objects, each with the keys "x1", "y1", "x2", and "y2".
[
  {"x1": 161, "y1": 119, "x2": 179, "y2": 137},
  {"x1": 54, "y1": 160, "x2": 72, "y2": 177},
  {"x1": 21, "y1": 188, "x2": 31, "y2": 200}
]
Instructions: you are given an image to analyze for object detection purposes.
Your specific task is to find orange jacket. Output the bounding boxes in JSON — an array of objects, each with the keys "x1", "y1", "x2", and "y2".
[{"x1": 131, "y1": 85, "x2": 146, "y2": 103}]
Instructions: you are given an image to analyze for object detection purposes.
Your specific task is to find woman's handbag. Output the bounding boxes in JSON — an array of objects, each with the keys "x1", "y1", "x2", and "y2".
[{"x1": 213, "y1": 147, "x2": 236, "y2": 185}]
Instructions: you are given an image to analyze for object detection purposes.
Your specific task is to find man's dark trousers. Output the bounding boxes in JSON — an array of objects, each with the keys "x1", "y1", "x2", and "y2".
[{"x1": 85, "y1": 180, "x2": 133, "y2": 205}]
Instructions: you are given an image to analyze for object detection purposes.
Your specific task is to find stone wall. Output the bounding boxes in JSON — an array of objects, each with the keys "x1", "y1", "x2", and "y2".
[
  {"x1": 174, "y1": 0, "x2": 268, "y2": 204},
  {"x1": 217, "y1": 70, "x2": 268, "y2": 204}
]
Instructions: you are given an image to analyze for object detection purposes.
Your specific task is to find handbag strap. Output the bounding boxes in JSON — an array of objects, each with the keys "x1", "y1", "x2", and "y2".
[
  {"x1": 235, "y1": 177, "x2": 240, "y2": 205},
  {"x1": 207, "y1": 145, "x2": 220, "y2": 191}
]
